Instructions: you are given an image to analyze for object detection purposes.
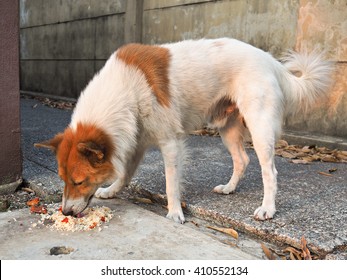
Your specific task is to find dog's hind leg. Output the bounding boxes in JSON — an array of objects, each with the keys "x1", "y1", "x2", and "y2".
[
  {"x1": 160, "y1": 138, "x2": 186, "y2": 224},
  {"x1": 213, "y1": 117, "x2": 249, "y2": 194},
  {"x1": 245, "y1": 110, "x2": 281, "y2": 220}
]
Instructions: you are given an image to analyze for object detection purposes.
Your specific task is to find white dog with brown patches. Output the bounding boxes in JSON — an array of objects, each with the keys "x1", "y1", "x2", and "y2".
[{"x1": 36, "y1": 38, "x2": 333, "y2": 224}]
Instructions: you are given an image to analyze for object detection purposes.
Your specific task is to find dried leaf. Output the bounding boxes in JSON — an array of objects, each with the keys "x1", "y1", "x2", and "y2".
[
  {"x1": 318, "y1": 171, "x2": 333, "y2": 177},
  {"x1": 336, "y1": 153, "x2": 347, "y2": 161},
  {"x1": 301, "y1": 146, "x2": 312, "y2": 153},
  {"x1": 284, "y1": 247, "x2": 302, "y2": 260},
  {"x1": 321, "y1": 155, "x2": 338, "y2": 163},
  {"x1": 261, "y1": 243, "x2": 276, "y2": 260},
  {"x1": 134, "y1": 197, "x2": 153, "y2": 204},
  {"x1": 207, "y1": 225, "x2": 238, "y2": 239},
  {"x1": 289, "y1": 251, "x2": 296, "y2": 260},
  {"x1": 301, "y1": 236, "x2": 312, "y2": 260},
  {"x1": 272, "y1": 139, "x2": 346, "y2": 163},
  {"x1": 30, "y1": 205, "x2": 47, "y2": 214},
  {"x1": 302, "y1": 156, "x2": 315, "y2": 162},
  {"x1": 294, "y1": 152, "x2": 309, "y2": 158},
  {"x1": 21, "y1": 187, "x2": 35, "y2": 194},
  {"x1": 276, "y1": 140, "x2": 289, "y2": 148},
  {"x1": 281, "y1": 151, "x2": 297, "y2": 159},
  {"x1": 291, "y1": 159, "x2": 310, "y2": 164},
  {"x1": 27, "y1": 197, "x2": 40, "y2": 207}
]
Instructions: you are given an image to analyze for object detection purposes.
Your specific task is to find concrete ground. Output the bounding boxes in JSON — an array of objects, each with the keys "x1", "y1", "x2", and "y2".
[
  {"x1": 0, "y1": 98, "x2": 346, "y2": 259},
  {"x1": 0, "y1": 198, "x2": 258, "y2": 259}
]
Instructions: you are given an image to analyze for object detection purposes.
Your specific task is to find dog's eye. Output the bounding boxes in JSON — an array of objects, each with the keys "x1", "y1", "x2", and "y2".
[{"x1": 73, "y1": 180, "x2": 84, "y2": 186}]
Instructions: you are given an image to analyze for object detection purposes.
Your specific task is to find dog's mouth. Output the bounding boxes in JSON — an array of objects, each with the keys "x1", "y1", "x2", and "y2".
[{"x1": 62, "y1": 194, "x2": 94, "y2": 217}]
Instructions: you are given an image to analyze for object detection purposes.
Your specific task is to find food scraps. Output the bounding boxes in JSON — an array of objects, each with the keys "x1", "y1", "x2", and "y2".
[{"x1": 39, "y1": 205, "x2": 114, "y2": 232}]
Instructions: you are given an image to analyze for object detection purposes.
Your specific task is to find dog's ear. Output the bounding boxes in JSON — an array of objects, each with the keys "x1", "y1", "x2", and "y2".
[
  {"x1": 77, "y1": 142, "x2": 105, "y2": 162},
  {"x1": 34, "y1": 133, "x2": 64, "y2": 153}
]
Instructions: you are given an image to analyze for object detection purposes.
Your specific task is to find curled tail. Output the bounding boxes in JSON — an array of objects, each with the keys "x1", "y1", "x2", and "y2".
[{"x1": 279, "y1": 51, "x2": 334, "y2": 115}]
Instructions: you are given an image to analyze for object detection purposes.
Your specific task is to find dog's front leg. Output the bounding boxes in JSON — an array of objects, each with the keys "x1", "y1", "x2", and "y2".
[
  {"x1": 160, "y1": 139, "x2": 185, "y2": 224},
  {"x1": 95, "y1": 178, "x2": 124, "y2": 199},
  {"x1": 95, "y1": 144, "x2": 147, "y2": 199}
]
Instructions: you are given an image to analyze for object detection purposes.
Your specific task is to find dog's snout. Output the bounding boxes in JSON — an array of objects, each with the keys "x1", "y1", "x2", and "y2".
[{"x1": 62, "y1": 210, "x2": 74, "y2": 216}]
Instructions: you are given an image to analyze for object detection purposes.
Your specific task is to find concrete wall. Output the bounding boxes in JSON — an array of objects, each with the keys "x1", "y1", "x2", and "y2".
[
  {"x1": 143, "y1": 0, "x2": 299, "y2": 56},
  {"x1": 284, "y1": 0, "x2": 347, "y2": 138},
  {"x1": 19, "y1": 0, "x2": 347, "y2": 139},
  {"x1": 20, "y1": 0, "x2": 126, "y2": 98}
]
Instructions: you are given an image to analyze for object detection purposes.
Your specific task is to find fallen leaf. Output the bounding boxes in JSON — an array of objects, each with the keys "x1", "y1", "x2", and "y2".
[
  {"x1": 21, "y1": 187, "x2": 35, "y2": 194},
  {"x1": 276, "y1": 140, "x2": 289, "y2": 148},
  {"x1": 335, "y1": 152, "x2": 347, "y2": 161},
  {"x1": 318, "y1": 171, "x2": 333, "y2": 177},
  {"x1": 261, "y1": 243, "x2": 276, "y2": 260},
  {"x1": 30, "y1": 205, "x2": 47, "y2": 214},
  {"x1": 271, "y1": 140, "x2": 346, "y2": 163},
  {"x1": 134, "y1": 197, "x2": 153, "y2": 204},
  {"x1": 291, "y1": 159, "x2": 310, "y2": 164},
  {"x1": 293, "y1": 152, "x2": 308, "y2": 158},
  {"x1": 207, "y1": 225, "x2": 238, "y2": 239},
  {"x1": 27, "y1": 197, "x2": 40, "y2": 207},
  {"x1": 280, "y1": 151, "x2": 297, "y2": 159},
  {"x1": 61, "y1": 217, "x2": 69, "y2": 223},
  {"x1": 301, "y1": 236, "x2": 312, "y2": 260},
  {"x1": 289, "y1": 251, "x2": 296, "y2": 260},
  {"x1": 302, "y1": 156, "x2": 315, "y2": 162},
  {"x1": 284, "y1": 247, "x2": 302, "y2": 260},
  {"x1": 321, "y1": 155, "x2": 338, "y2": 163},
  {"x1": 301, "y1": 146, "x2": 312, "y2": 153}
]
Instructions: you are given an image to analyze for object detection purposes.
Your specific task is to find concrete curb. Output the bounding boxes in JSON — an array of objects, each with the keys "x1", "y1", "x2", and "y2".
[
  {"x1": 0, "y1": 179, "x2": 23, "y2": 195},
  {"x1": 283, "y1": 130, "x2": 347, "y2": 151}
]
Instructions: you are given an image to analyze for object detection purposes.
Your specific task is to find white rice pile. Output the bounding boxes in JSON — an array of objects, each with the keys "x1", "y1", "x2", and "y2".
[{"x1": 40, "y1": 205, "x2": 114, "y2": 232}]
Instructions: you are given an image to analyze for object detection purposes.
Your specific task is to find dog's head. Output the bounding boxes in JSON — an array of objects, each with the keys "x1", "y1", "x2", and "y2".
[{"x1": 35, "y1": 122, "x2": 115, "y2": 216}]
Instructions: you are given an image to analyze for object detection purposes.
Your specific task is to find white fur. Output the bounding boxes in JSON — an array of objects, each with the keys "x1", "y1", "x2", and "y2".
[{"x1": 70, "y1": 38, "x2": 333, "y2": 222}]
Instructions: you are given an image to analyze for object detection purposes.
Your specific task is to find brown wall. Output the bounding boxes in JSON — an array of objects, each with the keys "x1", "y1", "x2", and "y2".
[{"x1": 0, "y1": 0, "x2": 22, "y2": 186}]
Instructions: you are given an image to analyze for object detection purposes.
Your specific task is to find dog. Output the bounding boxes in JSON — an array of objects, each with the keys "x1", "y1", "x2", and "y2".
[{"x1": 36, "y1": 38, "x2": 333, "y2": 223}]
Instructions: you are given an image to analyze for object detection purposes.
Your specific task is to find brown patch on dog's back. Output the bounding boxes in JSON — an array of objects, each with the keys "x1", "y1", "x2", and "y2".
[{"x1": 116, "y1": 43, "x2": 171, "y2": 107}]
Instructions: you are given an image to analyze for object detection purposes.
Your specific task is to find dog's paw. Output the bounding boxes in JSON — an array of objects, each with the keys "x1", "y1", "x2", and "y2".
[
  {"x1": 213, "y1": 184, "x2": 235, "y2": 194},
  {"x1": 254, "y1": 206, "x2": 276, "y2": 220},
  {"x1": 166, "y1": 210, "x2": 185, "y2": 224},
  {"x1": 94, "y1": 187, "x2": 117, "y2": 199}
]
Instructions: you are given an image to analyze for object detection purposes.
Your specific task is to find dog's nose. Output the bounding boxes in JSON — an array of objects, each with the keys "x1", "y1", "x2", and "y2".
[{"x1": 62, "y1": 209, "x2": 74, "y2": 216}]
